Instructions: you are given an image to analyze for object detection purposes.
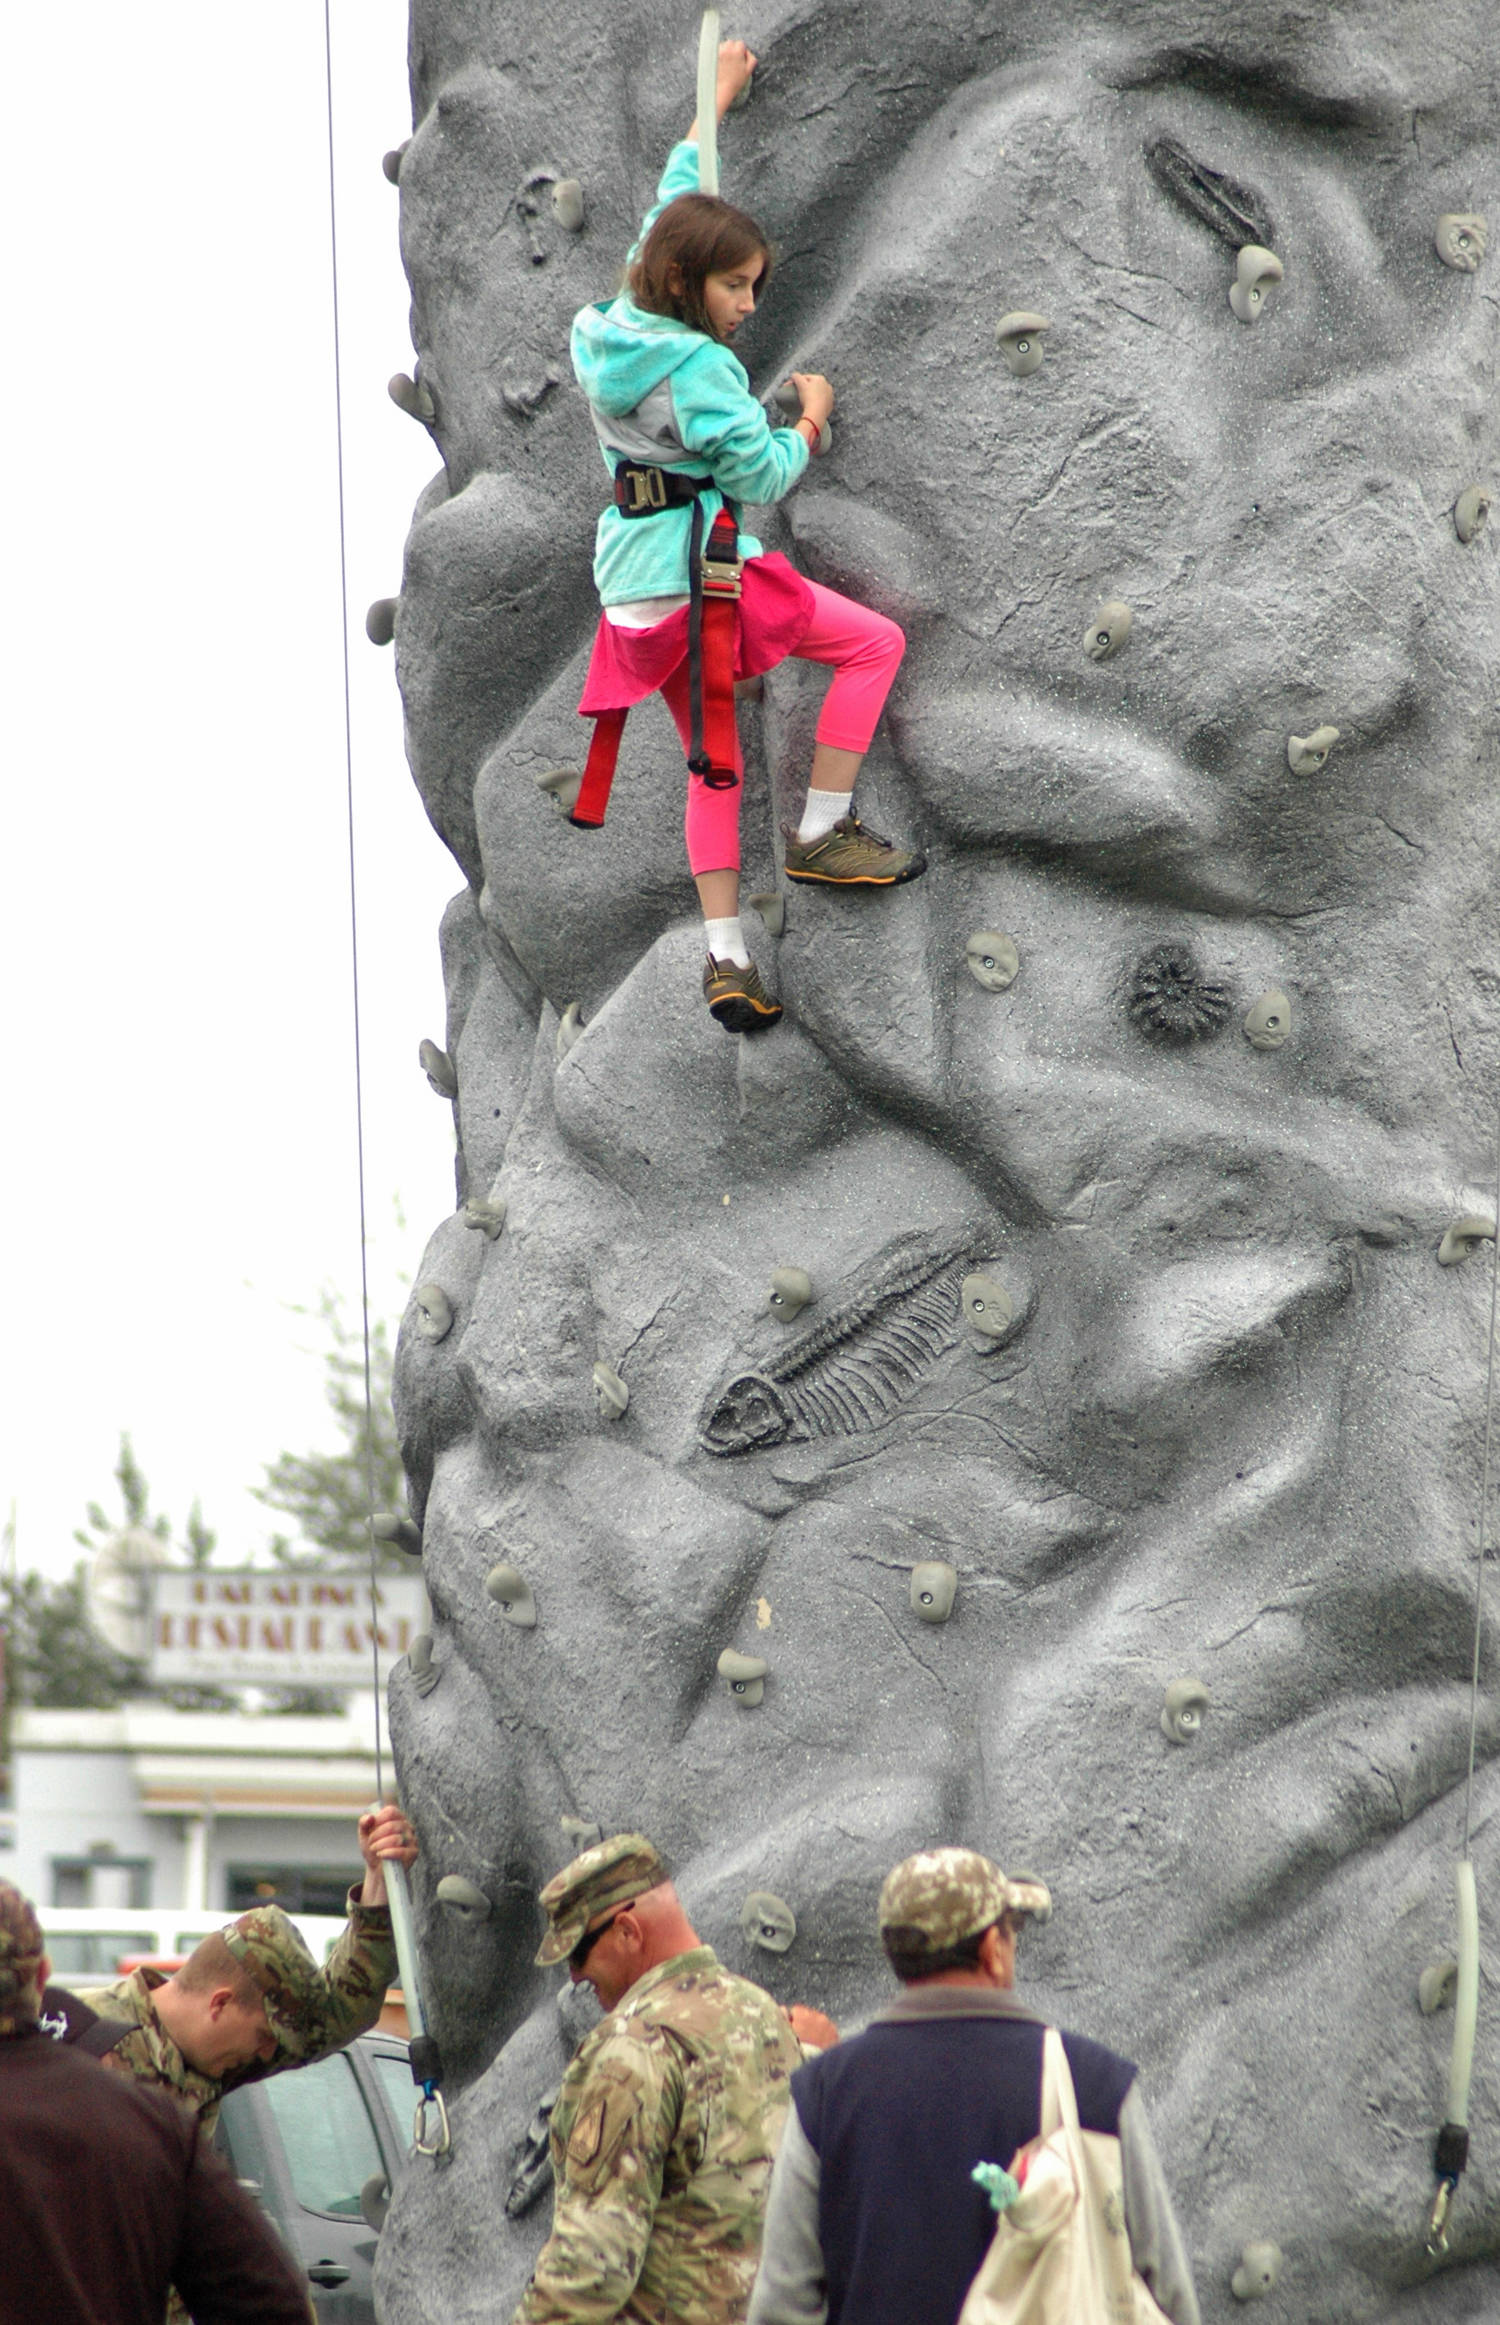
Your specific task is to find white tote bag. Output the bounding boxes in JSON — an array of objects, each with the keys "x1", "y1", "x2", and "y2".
[{"x1": 956, "y1": 2028, "x2": 1172, "y2": 2325}]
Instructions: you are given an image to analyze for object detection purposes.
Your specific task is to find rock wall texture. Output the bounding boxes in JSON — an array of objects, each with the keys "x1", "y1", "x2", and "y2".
[{"x1": 372, "y1": 4, "x2": 1500, "y2": 2319}]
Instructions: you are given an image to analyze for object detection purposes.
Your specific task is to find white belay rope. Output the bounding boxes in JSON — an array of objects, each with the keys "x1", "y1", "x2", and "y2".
[
  {"x1": 696, "y1": 9, "x2": 720, "y2": 194},
  {"x1": 320, "y1": 0, "x2": 449, "y2": 2158}
]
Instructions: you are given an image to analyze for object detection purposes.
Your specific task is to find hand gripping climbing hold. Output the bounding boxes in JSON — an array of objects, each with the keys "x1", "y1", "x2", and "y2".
[
  {"x1": 388, "y1": 371, "x2": 435, "y2": 423},
  {"x1": 1230, "y1": 2242, "x2": 1282, "y2": 2301},
  {"x1": 593, "y1": 1362, "x2": 629, "y2": 1419},
  {"x1": 436, "y1": 1875, "x2": 491, "y2": 1923},
  {"x1": 365, "y1": 598, "x2": 399, "y2": 646},
  {"x1": 1228, "y1": 245, "x2": 1283, "y2": 321},
  {"x1": 464, "y1": 1195, "x2": 507, "y2": 1240},
  {"x1": 485, "y1": 1563, "x2": 537, "y2": 1626},
  {"x1": 1243, "y1": 990, "x2": 1292, "y2": 1051},
  {"x1": 373, "y1": 1513, "x2": 423, "y2": 1556},
  {"x1": 767, "y1": 1266, "x2": 813, "y2": 1321},
  {"x1": 771, "y1": 380, "x2": 831, "y2": 454},
  {"x1": 419, "y1": 1039, "x2": 457, "y2": 1097},
  {"x1": 910, "y1": 1560, "x2": 958, "y2": 1623},
  {"x1": 964, "y1": 932, "x2": 1020, "y2": 991},
  {"x1": 407, "y1": 1634, "x2": 440, "y2": 1697},
  {"x1": 1435, "y1": 213, "x2": 1487, "y2": 271},
  {"x1": 1420, "y1": 1958, "x2": 1460, "y2": 2015},
  {"x1": 960, "y1": 1271, "x2": 1015, "y2": 1342},
  {"x1": 1455, "y1": 485, "x2": 1492, "y2": 543},
  {"x1": 551, "y1": 178, "x2": 585, "y2": 232},
  {"x1": 740, "y1": 1891, "x2": 797, "y2": 1953},
  {"x1": 717, "y1": 1647, "x2": 768, "y2": 1706},
  {"x1": 1286, "y1": 725, "x2": 1340, "y2": 774},
  {"x1": 412, "y1": 1285, "x2": 454, "y2": 1344},
  {"x1": 1438, "y1": 1216, "x2": 1496, "y2": 1266},
  {"x1": 995, "y1": 312, "x2": 1050, "y2": 376},
  {"x1": 1161, "y1": 1677, "x2": 1210, "y2": 1743},
  {"x1": 1084, "y1": 602, "x2": 1133, "y2": 661}
]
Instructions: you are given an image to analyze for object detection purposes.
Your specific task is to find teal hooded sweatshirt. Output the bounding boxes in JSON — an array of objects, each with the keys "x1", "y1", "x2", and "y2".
[{"x1": 570, "y1": 141, "x2": 810, "y2": 607}]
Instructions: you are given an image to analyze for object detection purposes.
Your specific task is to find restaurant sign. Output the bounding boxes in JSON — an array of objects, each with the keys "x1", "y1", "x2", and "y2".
[{"x1": 149, "y1": 1571, "x2": 426, "y2": 1686}]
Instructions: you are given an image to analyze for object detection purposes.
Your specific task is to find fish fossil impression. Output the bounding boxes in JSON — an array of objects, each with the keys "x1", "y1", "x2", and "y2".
[
  {"x1": 1144, "y1": 135, "x2": 1274, "y2": 250},
  {"x1": 698, "y1": 1235, "x2": 977, "y2": 1455}
]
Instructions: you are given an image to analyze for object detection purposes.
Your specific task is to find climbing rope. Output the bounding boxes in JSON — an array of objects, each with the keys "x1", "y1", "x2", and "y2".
[
  {"x1": 320, "y1": 0, "x2": 449, "y2": 2158},
  {"x1": 696, "y1": 9, "x2": 720, "y2": 195}
]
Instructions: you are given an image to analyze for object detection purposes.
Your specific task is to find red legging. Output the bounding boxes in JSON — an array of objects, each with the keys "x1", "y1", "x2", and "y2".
[{"x1": 657, "y1": 579, "x2": 906, "y2": 876}]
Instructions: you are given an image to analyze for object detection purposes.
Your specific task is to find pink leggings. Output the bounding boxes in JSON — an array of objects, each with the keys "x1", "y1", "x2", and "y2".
[{"x1": 659, "y1": 579, "x2": 905, "y2": 876}]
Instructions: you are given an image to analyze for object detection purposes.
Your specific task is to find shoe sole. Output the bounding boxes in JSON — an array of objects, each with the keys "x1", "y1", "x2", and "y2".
[
  {"x1": 708, "y1": 994, "x2": 783, "y2": 1034},
  {"x1": 784, "y1": 855, "x2": 928, "y2": 887}
]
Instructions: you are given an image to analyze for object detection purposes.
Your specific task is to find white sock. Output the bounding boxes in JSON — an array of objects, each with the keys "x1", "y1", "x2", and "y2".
[
  {"x1": 704, "y1": 915, "x2": 751, "y2": 968},
  {"x1": 797, "y1": 788, "x2": 853, "y2": 844}
]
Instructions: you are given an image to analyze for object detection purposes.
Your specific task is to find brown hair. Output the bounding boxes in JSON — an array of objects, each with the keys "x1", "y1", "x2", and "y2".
[
  {"x1": 175, "y1": 1932, "x2": 264, "y2": 2009},
  {"x1": 627, "y1": 193, "x2": 771, "y2": 340}
]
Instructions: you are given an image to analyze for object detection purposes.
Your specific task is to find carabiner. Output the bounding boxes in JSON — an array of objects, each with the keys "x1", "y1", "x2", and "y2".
[
  {"x1": 1426, "y1": 2175, "x2": 1456, "y2": 2258},
  {"x1": 414, "y1": 2085, "x2": 452, "y2": 2158}
]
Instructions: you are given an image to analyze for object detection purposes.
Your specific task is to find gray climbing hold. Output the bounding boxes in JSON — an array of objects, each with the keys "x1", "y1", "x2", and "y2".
[
  {"x1": 359, "y1": 2169, "x2": 391, "y2": 2232},
  {"x1": 960, "y1": 1271, "x2": 1014, "y2": 1341},
  {"x1": 748, "y1": 892, "x2": 786, "y2": 938},
  {"x1": 381, "y1": 142, "x2": 409, "y2": 185},
  {"x1": 771, "y1": 381, "x2": 831, "y2": 454},
  {"x1": 372, "y1": 1512, "x2": 423, "y2": 1555},
  {"x1": 1419, "y1": 1958, "x2": 1459, "y2": 2015},
  {"x1": 964, "y1": 931, "x2": 1020, "y2": 992},
  {"x1": 768, "y1": 1266, "x2": 813, "y2": 1321},
  {"x1": 1127, "y1": 941, "x2": 1232, "y2": 1045},
  {"x1": 464, "y1": 1194, "x2": 507, "y2": 1240},
  {"x1": 1438, "y1": 1215, "x2": 1497, "y2": 1266},
  {"x1": 388, "y1": 371, "x2": 435, "y2": 423},
  {"x1": 551, "y1": 178, "x2": 585, "y2": 231},
  {"x1": 740, "y1": 1891, "x2": 797, "y2": 1953},
  {"x1": 485, "y1": 1562, "x2": 537, "y2": 1627},
  {"x1": 1228, "y1": 243, "x2": 1283, "y2": 322},
  {"x1": 995, "y1": 311, "x2": 1049, "y2": 376},
  {"x1": 408, "y1": 1633, "x2": 440, "y2": 1697},
  {"x1": 910, "y1": 1560, "x2": 958, "y2": 1624},
  {"x1": 556, "y1": 1003, "x2": 585, "y2": 1061},
  {"x1": 419, "y1": 1038, "x2": 458, "y2": 1097},
  {"x1": 1287, "y1": 725, "x2": 1340, "y2": 775},
  {"x1": 1435, "y1": 213, "x2": 1487, "y2": 271},
  {"x1": 365, "y1": 598, "x2": 398, "y2": 646},
  {"x1": 593, "y1": 1361, "x2": 629, "y2": 1419},
  {"x1": 1455, "y1": 485, "x2": 1492, "y2": 543},
  {"x1": 1243, "y1": 990, "x2": 1291, "y2": 1051},
  {"x1": 717, "y1": 1648, "x2": 768, "y2": 1707},
  {"x1": 1161, "y1": 1677, "x2": 1210, "y2": 1743},
  {"x1": 560, "y1": 1815, "x2": 603, "y2": 1852},
  {"x1": 1230, "y1": 2242, "x2": 1282, "y2": 2301},
  {"x1": 412, "y1": 1284, "x2": 453, "y2": 1344},
  {"x1": 436, "y1": 1874, "x2": 492, "y2": 1922},
  {"x1": 1084, "y1": 601, "x2": 1133, "y2": 661},
  {"x1": 535, "y1": 765, "x2": 584, "y2": 818}
]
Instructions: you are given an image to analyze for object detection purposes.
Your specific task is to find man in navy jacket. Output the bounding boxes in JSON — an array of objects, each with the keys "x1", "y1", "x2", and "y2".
[{"x1": 746, "y1": 1848, "x2": 1200, "y2": 2325}]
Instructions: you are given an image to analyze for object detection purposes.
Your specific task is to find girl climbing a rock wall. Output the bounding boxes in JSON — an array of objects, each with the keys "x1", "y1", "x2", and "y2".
[{"x1": 569, "y1": 38, "x2": 923, "y2": 1035}]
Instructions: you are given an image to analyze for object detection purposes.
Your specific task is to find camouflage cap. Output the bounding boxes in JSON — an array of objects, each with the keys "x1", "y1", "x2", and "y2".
[
  {"x1": 0, "y1": 1881, "x2": 46, "y2": 2038},
  {"x1": 878, "y1": 1848, "x2": 1052, "y2": 1957},
  {"x1": 218, "y1": 1906, "x2": 325, "y2": 2054},
  {"x1": 534, "y1": 1832, "x2": 668, "y2": 1966}
]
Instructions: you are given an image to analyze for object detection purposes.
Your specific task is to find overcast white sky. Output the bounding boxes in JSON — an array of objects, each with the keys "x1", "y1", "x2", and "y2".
[{"x1": 3, "y1": 2, "x2": 462, "y2": 1581}]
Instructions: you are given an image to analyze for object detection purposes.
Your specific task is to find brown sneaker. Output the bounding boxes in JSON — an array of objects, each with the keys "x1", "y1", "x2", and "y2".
[
  {"x1": 703, "y1": 953, "x2": 783, "y2": 1034},
  {"x1": 783, "y1": 812, "x2": 927, "y2": 886}
]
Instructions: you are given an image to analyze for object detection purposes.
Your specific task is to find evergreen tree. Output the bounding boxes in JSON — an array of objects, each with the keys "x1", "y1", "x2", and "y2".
[{"x1": 255, "y1": 1291, "x2": 410, "y2": 1573}]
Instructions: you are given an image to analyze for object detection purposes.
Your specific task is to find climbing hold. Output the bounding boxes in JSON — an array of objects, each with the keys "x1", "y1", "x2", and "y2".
[
  {"x1": 910, "y1": 1560, "x2": 958, "y2": 1624},
  {"x1": 748, "y1": 892, "x2": 786, "y2": 938},
  {"x1": 1084, "y1": 601, "x2": 1133, "y2": 662},
  {"x1": 419, "y1": 1038, "x2": 458, "y2": 1097},
  {"x1": 964, "y1": 932, "x2": 1020, "y2": 992},
  {"x1": 960, "y1": 1272, "x2": 1015, "y2": 1341},
  {"x1": 1243, "y1": 990, "x2": 1291, "y2": 1051},
  {"x1": 407, "y1": 1633, "x2": 440, "y2": 1697},
  {"x1": 1420, "y1": 1958, "x2": 1459, "y2": 2015},
  {"x1": 436, "y1": 1874, "x2": 492, "y2": 1923},
  {"x1": 717, "y1": 1647, "x2": 768, "y2": 1706},
  {"x1": 1455, "y1": 485, "x2": 1492, "y2": 543},
  {"x1": 359, "y1": 2170, "x2": 391, "y2": 2232},
  {"x1": 1230, "y1": 2242, "x2": 1282, "y2": 2301},
  {"x1": 556, "y1": 1003, "x2": 584, "y2": 1061},
  {"x1": 388, "y1": 371, "x2": 435, "y2": 423},
  {"x1": 1438, "y1": 1216, "x2": 1497, "y2": 1266},
  {"x1": 768, "y1": 1266, "x2": 813, "y2": 1321},
  {"x1": 535, "y1": 765, "x2": 584, "y2": 818},
  {"x1": 381, "y1": 142, "x2": 409, "y2": 185},
  {"x1": 1161, "y1": 1677, "x2": 1210, "y2": 1743},
  {"x1": 365, "y1": 598, "x2": 398, "y2": 646},
  {"x1": 464, "y1": 1194, "x2": 507, "y2": 1240},
  {"x1": 551, "y1": 178, "x2": 585, "y2": 231},
  {"x1": 593, "y1": 1361, "x2": 629, "y2": 1419},
  {"x1": 561, "y1": 1815, "x2": 603, "y2": 1852},
  {"x1": 412, "y1": 1284, "x2": 454, "y2": 1344},
  {"x1": 485, "y1": 1562, "x2": 538, "y2": 1627},
  {"x1": 995, "y1": 312, "x2": 1050, "y2": 376},
  {"x1": 740, "y1": 1891, "x2": 797, "y2": 1954},
  {"x1": 1127, "y1": 941, "x2": 1232, "y2": 1045},
  {"x1": 1228, "y1": 243, "x2": 1283, "y2": 322},
  {"x1": 1286, "y1": 725, "x2": 1340, "y2": 775},
  {"x1": 1435, "y1": 213, "x2": 1487, "y2": 271},
  {"x1": 771, "y1": 380, "x2": 831, "y2": 454},
  {"x1": 372, "y1": 1513, "x2": 422, "y2": 1555}
]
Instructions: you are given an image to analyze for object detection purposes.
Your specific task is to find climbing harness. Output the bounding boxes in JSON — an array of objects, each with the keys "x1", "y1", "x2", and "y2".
[
  {"x1": 1426, "y1": 1089, "x2": 1500, "y2": 2258},
  {"x1": 320, "y1": 0, "x2": 449, "y2": 2162}
]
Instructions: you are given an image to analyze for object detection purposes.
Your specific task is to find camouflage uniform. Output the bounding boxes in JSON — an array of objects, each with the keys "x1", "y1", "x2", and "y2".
[{"x1": 515, "y1": 1835, "x2": 805, "y2": 2325}]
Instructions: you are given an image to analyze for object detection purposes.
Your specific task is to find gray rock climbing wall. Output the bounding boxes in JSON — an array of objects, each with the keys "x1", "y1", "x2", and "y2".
[{"x1": 373, "y1": 4, "x2": 1500, "y2": 2319}]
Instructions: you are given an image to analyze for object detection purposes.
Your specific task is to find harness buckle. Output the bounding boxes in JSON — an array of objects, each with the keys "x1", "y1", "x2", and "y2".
[
  {"x1": 700, "y1": 557, "x2": 743, "y2": 600},
  {"x1": 621, "y1": 465, "x2": 669, "y2": 514}
]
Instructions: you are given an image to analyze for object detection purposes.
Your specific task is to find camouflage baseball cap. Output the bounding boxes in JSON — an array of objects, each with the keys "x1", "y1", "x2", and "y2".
[
  {"x1": 878, "y1": 1848, "x2": 1052, "y2": 1957},
  {"x1": 534, "y1": 1832, "x2": 668, "y2": 1966},
  {"x1": 0, "y1": 1881, "x2": 46, "y2": 2038},
  {"x1": 218, "y1": 1906, "x2": 326, "y2": 2053}
]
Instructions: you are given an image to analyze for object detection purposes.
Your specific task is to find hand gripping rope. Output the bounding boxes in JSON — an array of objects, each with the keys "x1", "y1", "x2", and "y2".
[{"x1": 321, "y1": 0, "x2": 448, "y2": 2161}]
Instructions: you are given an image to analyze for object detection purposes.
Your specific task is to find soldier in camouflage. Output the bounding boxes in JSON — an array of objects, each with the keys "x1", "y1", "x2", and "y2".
[{"x1": 513, "y1": 1833, "x2": 827, "y2": 2325}]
